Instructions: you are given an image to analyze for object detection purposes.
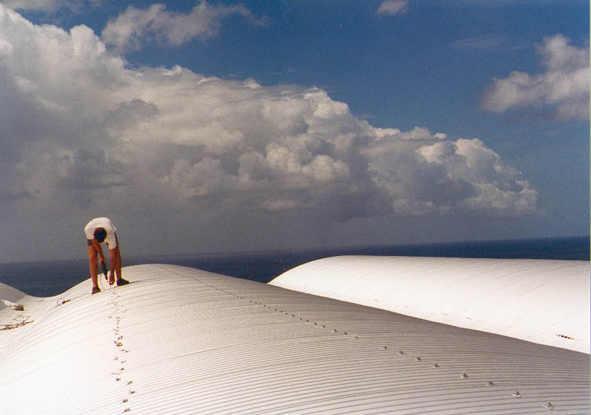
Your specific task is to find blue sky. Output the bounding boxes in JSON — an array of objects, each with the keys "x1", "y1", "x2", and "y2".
[{"x1": 0, "y1": 0, "x2": 588, "y2": 262}]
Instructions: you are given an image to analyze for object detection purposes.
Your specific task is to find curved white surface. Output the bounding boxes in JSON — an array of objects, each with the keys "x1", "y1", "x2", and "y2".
[
  {"x1": 0, "y1": 283, "x2": 26, "y2": 310},
  {"x1": 1, "y1": 263, "x2": 589, "y2": 414},
  {"x1": 271, "y1": 256, "x2": 591, "y2": 354}
]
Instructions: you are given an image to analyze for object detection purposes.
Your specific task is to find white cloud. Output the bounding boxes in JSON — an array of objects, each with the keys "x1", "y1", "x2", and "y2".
[
  {"x1": 101, "y1": 2, "x2": 265, "y2": 53},
  {"x1": 1, "y1": 0, "x2": 61, "y2": 12},
  {"x1": 1, "y1": 0, "x2": 101, "y2": 13},
  {"x1": 0, "y1": 4, "x2": 538, "y2": 259},
  {"x1": 376, "y1": 0, "x2": 409, "y2": 16},
  {"x1": 481, "y1": 34, "x2": 589, "y2": 121}
]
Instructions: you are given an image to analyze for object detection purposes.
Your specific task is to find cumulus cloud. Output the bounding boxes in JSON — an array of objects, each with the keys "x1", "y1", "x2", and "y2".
[
  {"x1": 1, "y1": 0, "x2": 61, "y2": 12},
  {"x1": 101, "y1": 2, "x2": 265, "y2": 53},
  {"x1": 1, "y1": 0, "x2": 100, "y2": 13},
  {"x1": 0, "y1": 4, "x2": 538, "y2": 258},
  {"x1": 481, "y1": 34, "x2": 589, "y2": 121},
  {"x1": 376, "y1": 0, "x2": 409, "y2": 16}
]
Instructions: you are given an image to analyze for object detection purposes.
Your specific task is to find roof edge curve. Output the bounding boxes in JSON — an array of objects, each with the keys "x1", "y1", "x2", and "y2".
[{"x1": 270, "y1": 255, "x2": 590, "y2": 353}]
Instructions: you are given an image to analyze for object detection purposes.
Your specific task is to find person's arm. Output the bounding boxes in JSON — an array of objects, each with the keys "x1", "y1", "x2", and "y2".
[
  {"x1": 93, "y1": 240, "x2": 106, "y2": 262},
  {"x1": 91, "y1": 239, "x2": 107, "y2": 271}
]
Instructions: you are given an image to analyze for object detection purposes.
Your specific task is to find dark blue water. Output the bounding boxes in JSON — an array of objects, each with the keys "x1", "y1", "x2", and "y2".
[{"x1": 1, "y1": 236, "x2": 588, "y2": 297}]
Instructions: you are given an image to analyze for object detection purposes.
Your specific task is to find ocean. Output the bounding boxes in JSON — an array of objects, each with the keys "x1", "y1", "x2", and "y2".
[{"x1": 1, "y1": 236, "x2": 588, "y2": 297}]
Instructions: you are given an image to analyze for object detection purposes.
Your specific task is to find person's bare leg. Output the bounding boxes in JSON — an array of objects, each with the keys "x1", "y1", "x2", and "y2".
[
  {"x1": 108, "y1": 257, "x2": 115, "y2": 285},
  {"x1": 109, "y1": 246, "x2": 122, "y2": 284},
  {"x1": 115, "y1": 246, "x2": 122, "y2": 281},
  {"x1": 113, "y1": 234, "x2": 122, "y2": 282},
  {"x1": 88, "y1": 245, "x2": 99, "y2": 290}
]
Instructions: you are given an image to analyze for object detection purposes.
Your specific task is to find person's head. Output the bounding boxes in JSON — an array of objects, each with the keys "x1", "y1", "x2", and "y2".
[{"x1": 94, "y1": 228, "x2": 107, "y2": 243}]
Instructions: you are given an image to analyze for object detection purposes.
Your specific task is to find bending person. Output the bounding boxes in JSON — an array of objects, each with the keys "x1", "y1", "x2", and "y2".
[{"x1": 84, "y1": 217, "x2": 129, "y2": 294}]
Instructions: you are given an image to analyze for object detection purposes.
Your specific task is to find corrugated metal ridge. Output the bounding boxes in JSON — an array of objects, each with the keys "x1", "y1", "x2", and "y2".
[
  {"x1": 0, "y1": 283, "x2": 26, "y2": 311},
  {"x1": 270, "y1": 255, "x2": 590, "y2": 353},
  {"x1": 0, "y1": 263, "x2": 589, "y2": 414}
]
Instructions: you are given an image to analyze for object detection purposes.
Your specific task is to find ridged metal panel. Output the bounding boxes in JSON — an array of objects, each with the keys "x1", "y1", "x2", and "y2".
[
  {"x1": 0, "y1": 263, "x2": 589, "y2": 414},
  {"x1": 0, "y1": 283, "x2": 26, "y2": 309},
  {"x1": 271, "y1": 256, "x2": 590, "y2": 353}
]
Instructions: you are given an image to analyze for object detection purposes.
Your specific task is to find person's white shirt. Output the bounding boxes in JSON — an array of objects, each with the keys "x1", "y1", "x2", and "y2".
[{"x1": 84, "y1": 217, "x2": 118, "y2": 248}]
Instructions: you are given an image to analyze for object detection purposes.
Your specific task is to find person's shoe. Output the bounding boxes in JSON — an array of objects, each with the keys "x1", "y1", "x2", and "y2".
[
  {"x1": 91, "y1": 286, "x2": 101, "y2": 295},
  {"x1": 117, "y1": 278, "x2": 130, "y2": 286}
]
